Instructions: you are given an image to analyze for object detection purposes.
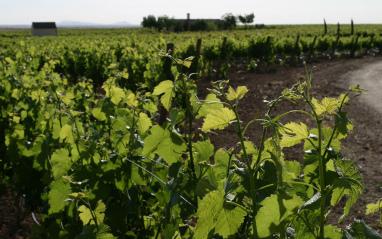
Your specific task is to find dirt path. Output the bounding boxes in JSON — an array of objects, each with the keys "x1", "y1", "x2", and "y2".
[
  {"x1": 348, "y1": 60, "x2": 382, "y2": 114},
  {"x1": 333, "y1": 58, "x2": 382, "y2": 230}
]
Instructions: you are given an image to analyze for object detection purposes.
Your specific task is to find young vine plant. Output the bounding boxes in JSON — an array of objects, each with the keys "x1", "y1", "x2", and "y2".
[{"x1": 1, "y1": 48, "x2": 382, "y2": 238}]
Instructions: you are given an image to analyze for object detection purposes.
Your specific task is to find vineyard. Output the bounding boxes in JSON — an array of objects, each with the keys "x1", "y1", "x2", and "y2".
[{"x1": 1, "y1": 26, "x2": 382, "y2": 238}]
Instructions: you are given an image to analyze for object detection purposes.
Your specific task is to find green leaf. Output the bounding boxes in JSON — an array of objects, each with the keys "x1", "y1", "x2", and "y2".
[
  {"x1": 285, "y1": 160, "x2": 302, "y2": 179},
  {"x1": 78, "y1": 205, "x2": 93, "y2": 225},
  {"x1": 201, "y1": 108, "x2": 236, "y2": 133},
  {"x1": 62, "y1": 92, "x2": 75, "y2": 106},
  {"x1": 142, "y1": 125, "x2": 168, "y2": 157},
  {"x1": 366, "y1": 199, "x2": 382, "y2": 215},
  {"x1": 255, "y1": 194, "x2": 304, "y2": 238},
  {"x1": 196, "y1": 94, "x2": 223, "y2": 119},
  {"x1": 335, "y1": 111, "x2": 353, "y2": 139},
  {"x1": 267, "y1": 151, "x2": 285, "y2": 189},
  {"x1": 239, "y1": 141, "x2": 258, "y2": 157},
  {"x1": 194, "y1": 190, "x2": 246, "y2": 238},
  {"x1": 193, "y1": 140, "x2": 214, "y2": 163},
  {"x1": 125, "y1": 90, "x2": 138, "y2": 107},
  {"x1": 169, "y1": 108, "x2": 185, "y2": 126},
  {"x1": 48, "y1": 179, "x2": 71, "y2": 214},
  {"x1": 281, "y1": 122, "x2": 310, "y2": 148},
  {"x1": 52, "y1": 118, "x2": 61, "y2": 139},
  {"x1": 92, "y1": 107, "x2": 107, "y2": 121},
  {"x1": 322, "y1": 127, "x2": 341, "y2": 152},
  {"x1": 182, "y1": 59, "x2": 192, "y2": 68},
  {"x1": 152, "y1": 80, "x2": 175, "y2": 111},
  {"x1": 312, "y1": 97, "x2": 339, "y2": 116},
  {"x1": 324, "y1": 225, "x2": 343, "y2": 239},
  {"x1": 79, "y1": 200, "x2": 106, "y2": 226},
  {"x1": 208, "y1": 149, "x2": 231, "y2": 188},
  {"x1": 60, "y1": 124, "x2": 74, "y2": 143},
  {"x1": 331, "y1": 156, "x2": 364, "y2": 223},
  {"x1": 195, "y1": 178, "x2": 216, "y2": 196},
  {"x1": 16, "y1": 51, "x2": 23, "y2": 59},
  {"x1": 103, "y1": 85, "x2": 126, "y2": 105},
  {"x1": 226, "y1": 86, "x2": 248, "y2": 101},
  {"x1": 142, "y1": 125, "x2": 186, "y2": 165},
  {"x1": 345, "y1": 219, "x2": 382, "y2": 239},
  {"x1": 51, "y1": 148, "x2": 72, "y2": 180},
  {"x1": 11, "y1": 88, "x2": 19, "y2": 99},
  {"x1": 292, "y1": 209, "x2": 320, "y2": 239},
  {"x1": 298, "y1": 192, "x2": 321, "y2": 213},
  {"x1": 137, "y1": 112, "x2": 152, "y2": 133},
  {"x1": 183, "y1": 56, "x2": 194, "y2": 68}
]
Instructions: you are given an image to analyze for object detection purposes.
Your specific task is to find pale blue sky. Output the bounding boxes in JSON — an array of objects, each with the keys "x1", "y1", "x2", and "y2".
[{"x1": 1, "y1": 0, "x2": 381, "y2": 25}]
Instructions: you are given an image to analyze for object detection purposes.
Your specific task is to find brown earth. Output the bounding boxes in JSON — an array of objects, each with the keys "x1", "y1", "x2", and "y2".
[{"x1": 1, "y1": 56, "x2": 382, "y2": 238}]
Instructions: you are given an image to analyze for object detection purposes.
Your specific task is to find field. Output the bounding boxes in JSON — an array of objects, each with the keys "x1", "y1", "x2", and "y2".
[{"x1": 1, "y1": 25, "x2": 382, "y2": 238}]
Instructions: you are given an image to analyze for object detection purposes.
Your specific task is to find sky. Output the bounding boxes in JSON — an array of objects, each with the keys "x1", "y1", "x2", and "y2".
[{"x1": 1, "y1": 0, "x2": 382, "y2": 25}]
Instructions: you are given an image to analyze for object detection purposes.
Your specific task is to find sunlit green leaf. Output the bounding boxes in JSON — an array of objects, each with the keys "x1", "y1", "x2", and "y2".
[
  {"x1": 48, "y1": 179, "x2": 71, "y2": 214},
  {"x1": 281, "y1": 122, "x2": 309, "y2": 147},
  {"x1": 366, "y1": 199, "x2": 382, "y2": 215},
  {"x1": 142, "y1": 125, "x2": 186, "y2": 165},
  {"x1": 202, "y1": 108, "x2": 236, "y2": 132},
  {"x1": 194, "y1": 190, "x2": 246, "y2": 238},
  {"x1": 92, "y1": 107, "x2": 107, "y2": 121},
  {"x1": 102, "y1": 85, "x2": 126, "y2": 105},
  {"x1": 226, "y1": 86, "x2": 248, "y2": 101},
  {"x1": 137, "y1": 112, "x2": 152, "y2": 133},
  {"x1": 312, "y1": 97, "x2": 339, "y2": 116},
  {"x1": 255, "y1": 194, "x2": 304, "y2": 237},
  {"x1": 196, "y1": 94, "x2": 223, "y2": 119},
  {"x1": 60, "y1": 124, "x2": 74, "y2": 143},
  {"x1": 62, "y1": 92, "x2": 75, "y2": 106},
  {"x1": 152, "y1": 80, "x2": 175, "y2": 111},
  {"x1": 51, "y1": 148, "x2": 72, "y2": 180},
  {"x1": 193, "y1": 139, "x2": 214, "y2": 163}
]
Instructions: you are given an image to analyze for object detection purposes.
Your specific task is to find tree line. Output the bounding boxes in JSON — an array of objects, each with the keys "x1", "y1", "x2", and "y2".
[{"x1": 141, "y1": 13, "x2": 256, "y2": 31}]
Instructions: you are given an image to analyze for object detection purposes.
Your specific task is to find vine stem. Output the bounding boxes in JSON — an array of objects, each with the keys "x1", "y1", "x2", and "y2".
[
  {"x1": 303, "y1": 93, "x2": 325, "y2": 239},
  {"x1": 178, "y1": 68, "x2": 198, "y2": 206},
  {"x1": 317, "y1": 121, "x2": 325, "y2": 239},
  {"x1": 229, "y1": 103, "x2": 258, "y2": 238}
]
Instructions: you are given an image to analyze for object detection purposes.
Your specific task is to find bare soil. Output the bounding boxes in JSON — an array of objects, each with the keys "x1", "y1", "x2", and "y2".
[{"x1": 1, "y1": 56, "x2": 382, "y2": 238}]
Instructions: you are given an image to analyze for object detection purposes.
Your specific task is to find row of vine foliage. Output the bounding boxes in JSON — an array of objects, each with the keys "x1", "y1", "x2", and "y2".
[
  {"x1": 1, "y1": 33, "x2": 382, "y2": 86},
  {"x1": 1, "y1": 47, "x2": 382, "y2": 238}
]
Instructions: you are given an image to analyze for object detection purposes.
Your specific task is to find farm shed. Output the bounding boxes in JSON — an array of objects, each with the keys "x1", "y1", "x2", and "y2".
[{"x1": 31, "y1": 22, "x2": 57, "y2": 37}]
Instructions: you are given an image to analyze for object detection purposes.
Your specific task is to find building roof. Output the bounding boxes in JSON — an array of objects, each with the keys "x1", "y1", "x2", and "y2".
[{"x1": 32, "y1": 22, "x2": 57, "y2": 29}]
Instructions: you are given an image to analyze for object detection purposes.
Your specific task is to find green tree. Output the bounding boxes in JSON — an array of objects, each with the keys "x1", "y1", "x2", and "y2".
[
  {"x1": 238, "y1": 13, "x2": 255, "y2": 29},
  {"x1": 157, "y1": 15, "x2": 175, "y2": 31},
  {"x1": 190, "y1": 19, "x2": 208, "y2": 31},
  {"x1": 222, "y1": 13, "x2": 237, "y2": 30},
  {"x1": 141, "y1": 15, "x2": 157, "y2": 28}
]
